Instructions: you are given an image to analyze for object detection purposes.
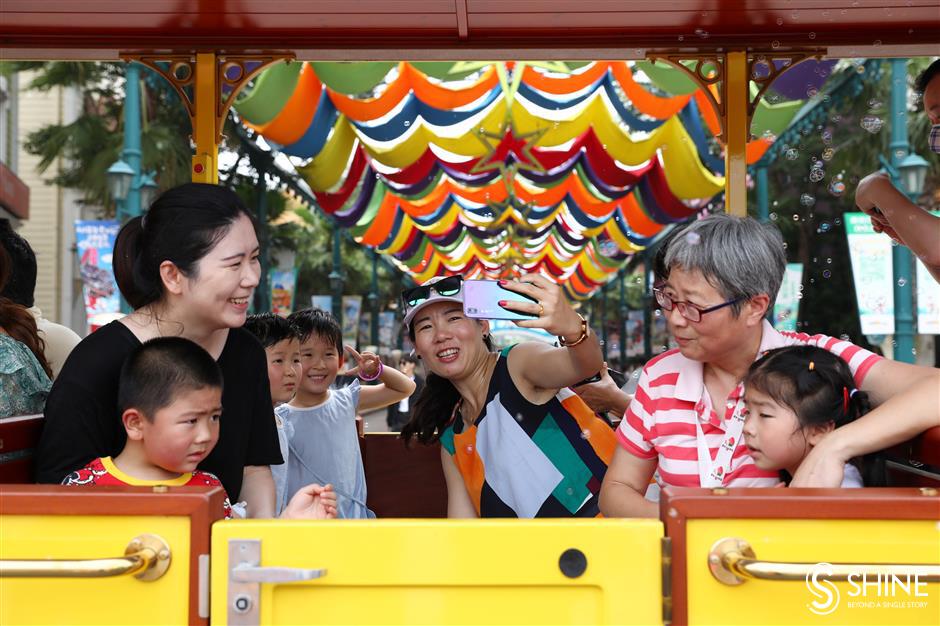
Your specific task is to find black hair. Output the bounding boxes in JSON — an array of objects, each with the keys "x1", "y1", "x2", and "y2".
[
  {"x1": 915, "y1": 58, "x2": 940, "y2": 97},
  {"x1": 0, "y1": 218, "x2": 38, "y2": 308},
  {"x1": 400, "y1": 321, "x2": 494, "y2": 445},
  {"x1": 0, "y1": 246, "x2": 51, "y2": 377},
  {"x1": 244, "y1": 312, "x2": 297, "y2": 349},
  {"x1": 287, "y1": 307, "x2": 342, "y2": 351},
  {"x1": 118, "y1": 336, "x2": 223, "y2": 418},
  {"x1": 112, "y1": 183, "x2": 256, "y2": 310},
  {"x1": 399, "y1": 353, "x2": 419, "y2": 366},
  {"x1": 745, "y1": 345, "x2": 870, "y2": 433}
]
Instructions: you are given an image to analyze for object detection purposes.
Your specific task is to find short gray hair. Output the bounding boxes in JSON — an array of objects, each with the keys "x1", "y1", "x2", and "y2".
[{"x1": 663, "y1": 214, "x2": 786, "y2": 316}]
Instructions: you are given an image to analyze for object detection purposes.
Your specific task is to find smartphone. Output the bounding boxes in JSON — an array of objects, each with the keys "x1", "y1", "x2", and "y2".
[
  {"x1": 575, "y1": 367, "x2": 623, "y2": 387},
  {"x1": 463, "y1": 279, "x2": 538, "y2": 321}
]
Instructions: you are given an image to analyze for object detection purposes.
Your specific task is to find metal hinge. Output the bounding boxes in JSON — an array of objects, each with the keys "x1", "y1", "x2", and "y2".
[
  {"x1": 227, "y1": 539, "x2": 327, "y2": 626},
  {"x1": 661, "y1": 537, "x2": 673, "y2": 626}
]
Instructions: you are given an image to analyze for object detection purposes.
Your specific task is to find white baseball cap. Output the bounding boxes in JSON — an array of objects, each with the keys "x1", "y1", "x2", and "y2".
[{"x1": 401, "y1": 275, "x2": 464, "y2": 329}]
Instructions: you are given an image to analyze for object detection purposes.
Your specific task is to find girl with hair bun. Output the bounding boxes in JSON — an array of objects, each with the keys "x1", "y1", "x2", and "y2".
[
  {"x1": 37, "y1": 183, "x2": 292, "y2": 517},
  {"x1": 743, "y1": 346, "x2": 871, "y2": 487}
]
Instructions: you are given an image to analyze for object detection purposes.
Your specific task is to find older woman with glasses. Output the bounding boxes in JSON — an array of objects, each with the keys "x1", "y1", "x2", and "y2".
[
  {"x1": 600, "y1": 214, "x2": 940, "y2": 517},
  {"x1": 399, "y1": 274, "x2": 617, "y2": 518}
]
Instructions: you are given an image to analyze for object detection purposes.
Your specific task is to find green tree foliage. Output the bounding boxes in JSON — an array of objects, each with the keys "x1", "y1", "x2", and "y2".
[
  {"x1": 6, "y1": 60, "x2": 407, "y2": 322},
  {"x1": 7, "y1": 61, "x2": 192, "y2": 211},
  {"x1": 749, "y1": 58, "x2": 938, "y2": 350}
]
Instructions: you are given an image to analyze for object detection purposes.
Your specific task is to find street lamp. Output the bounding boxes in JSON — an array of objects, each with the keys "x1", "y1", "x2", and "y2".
[
  {"x1": 106, "y1": 159, "x2": 134, "y2": 204},
  {"x1": 897, "y1": 153, "x2": 929, "y2": 198},
  {"x1": 139, "y1": 171, "x2": 160, "y2": 209}
]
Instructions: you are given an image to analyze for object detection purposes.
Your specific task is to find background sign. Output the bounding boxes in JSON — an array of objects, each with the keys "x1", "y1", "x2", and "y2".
[
  {"x1": 270, "y1": 269, "x2": 297, "y2": 316},
  {"x1": 74, "y1": 220, "x2": 120, "y2": 331},
  {"x1": 378, "y1": 311, "x2": 396, "y2": 349},
  {"x1": 341, "y1": 295, "x2": 363, "y2": 346},
  {"x1": 311, "y1": 295, "x2": 333, "y2": 313},
  {"x1": 844, "y1": 212, "x2": 894, "y2": 335},
  {"x1": 916, "y1": 261, "x2": 940, "y2": 334},
  {"x1": 774, "y1": 263, "x2": 803, "y2": 331}
]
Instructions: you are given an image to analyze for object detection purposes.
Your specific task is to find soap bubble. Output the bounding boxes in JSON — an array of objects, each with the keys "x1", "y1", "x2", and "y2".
[
  {"x1": 861, "y1": 115, "x2": 884, "y2": 134},
  {"x1": 800, "y1": 194, "x2": 816, "y2": 207},
  {"x1": 829, "y1": 178, "x2": 846, "y2": 196}
]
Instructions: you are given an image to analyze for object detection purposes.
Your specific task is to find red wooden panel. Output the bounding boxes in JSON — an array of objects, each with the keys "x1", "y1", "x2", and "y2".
[
  {"x1": 0, "y1": 414, "x2": 43, "y2": 484},
  {"x1": 1, "y1": 0, "x2": 937, "y2": 57},
  {"x1": 361, "y1": 433, "x2": 447, "y2": 518}
]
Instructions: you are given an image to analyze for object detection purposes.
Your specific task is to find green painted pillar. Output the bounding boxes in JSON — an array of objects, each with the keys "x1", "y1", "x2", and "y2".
[
  {"x1": 121, "y1": 62, "x2": 142, "y2": 221},
  {"x1": 254, "y1": 169, "x2": 271, "y2": 313},
  {"x1": 888, "y1": 59, "x2": 915, "y2": 364},
  {"x1": 600, "y1": 281, "x2": 609, "y2": 362},
  {"x1": 618, "y1": 270, "x2": 627, "y2": 367},
  {"x1": 756, "y1": 164, "x2": 769, "y2": 223},
  {"x1": 329, "y1": 226, "x2": 344, "y2": 324},
  {"x1": 369, "y1": 249, "x2": 380, "y2": 346}
]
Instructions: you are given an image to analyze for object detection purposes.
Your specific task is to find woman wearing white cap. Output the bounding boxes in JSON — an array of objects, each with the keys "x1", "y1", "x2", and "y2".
[{"x1": 399, "y1": 274, "x2": 617, "y2": 518}]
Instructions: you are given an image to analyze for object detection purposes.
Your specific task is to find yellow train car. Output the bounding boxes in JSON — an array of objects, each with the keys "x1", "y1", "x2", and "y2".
[{"x1": 1, "y1": 3, "x2": 938, "y2": 624}]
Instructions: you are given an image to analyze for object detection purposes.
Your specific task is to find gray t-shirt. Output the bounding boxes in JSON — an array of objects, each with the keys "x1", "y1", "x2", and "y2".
[
  {"x1": 276, "y1": 381, "x2": 374, "y2": 519},
  {"x1": 272, "y1": 412, "x2": 293, "y2": 515}
]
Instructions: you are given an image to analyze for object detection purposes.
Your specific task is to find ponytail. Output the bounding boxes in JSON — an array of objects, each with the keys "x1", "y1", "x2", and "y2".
[
  {"x1": 401, "y1": 372, "x2": 462, "y2": 445},
  {"x1": 113, "y1": 215, "x2": 155, "y2": 310}
]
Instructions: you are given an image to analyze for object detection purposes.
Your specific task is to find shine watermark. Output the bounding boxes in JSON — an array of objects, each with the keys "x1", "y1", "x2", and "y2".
[{"x1": 806, "y1": 563, "x2": 931, "y2": 615}]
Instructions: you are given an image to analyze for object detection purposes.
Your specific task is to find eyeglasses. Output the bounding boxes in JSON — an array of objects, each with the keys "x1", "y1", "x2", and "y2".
[
  {"x1": 401, "y1": 275, "x2": 464, "y2": 309},
  {"x1": 653, "y1": 288, "x2": 743, "y2": 323}
]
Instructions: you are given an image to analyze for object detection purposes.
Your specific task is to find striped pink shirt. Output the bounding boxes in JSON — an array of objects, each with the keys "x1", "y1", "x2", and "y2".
[{"x1": 616, "y1": 320, "x2": 882, "y2": 488}]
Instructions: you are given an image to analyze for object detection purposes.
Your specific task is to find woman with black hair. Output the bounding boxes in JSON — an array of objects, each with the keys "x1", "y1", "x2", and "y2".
[
  {"x1": 0, "y1": 246, "x2": 52, "y2": 416},
  {"x1": 400, "y1": 274, "x2": 616, "y2": 518},
  {"x1": 36, "y1": 183, "x2": 284, "y2": 516}
]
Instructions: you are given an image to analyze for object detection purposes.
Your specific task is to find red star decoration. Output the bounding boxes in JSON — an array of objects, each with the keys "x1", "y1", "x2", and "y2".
[{"x1": 470, "y1": 123, "x2": 548, "y2": 175}]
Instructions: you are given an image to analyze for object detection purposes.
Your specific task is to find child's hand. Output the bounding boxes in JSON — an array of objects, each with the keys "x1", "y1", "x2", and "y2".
[
  {"x1": 340, "y1": 346, "x2": 383, "y2": 379},
  {"x1": 280, "y1": 483, "x2": 338, "y2": 520}
]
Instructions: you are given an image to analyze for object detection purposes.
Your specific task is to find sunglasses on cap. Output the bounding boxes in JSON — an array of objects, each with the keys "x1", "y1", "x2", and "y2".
[{"x1": 401, "y1": 275, "x2": 464, "y2": 309}]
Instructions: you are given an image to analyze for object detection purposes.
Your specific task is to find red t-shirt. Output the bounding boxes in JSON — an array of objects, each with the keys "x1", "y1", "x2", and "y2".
[{"x1": 62, "y1": 456, "x2": 233, "y2": 519}]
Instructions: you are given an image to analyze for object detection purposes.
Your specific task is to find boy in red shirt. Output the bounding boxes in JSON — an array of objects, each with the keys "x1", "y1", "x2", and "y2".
[{"x1": 63, "y1": 337, "x2": 336, "y2": 520}]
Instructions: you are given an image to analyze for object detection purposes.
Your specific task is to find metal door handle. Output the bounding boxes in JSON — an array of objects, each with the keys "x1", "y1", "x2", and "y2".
[
  {"x1": 231, "y1": 563, "x2": 327, "y2": 583},
  {"x1": 708, "y1": 537, "x2": 940, "y2": 586},
  {"x1": 0, "y1": 534, "x2": 171, "y2": 582}
]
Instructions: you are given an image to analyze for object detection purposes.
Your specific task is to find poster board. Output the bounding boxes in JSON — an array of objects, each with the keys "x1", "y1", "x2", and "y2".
[
  {"x1": 844, "y1": 212, "x2": 894, "y2": 335},
  {"x1": 773, "y1": 263, "x2": 803, "y2": 331},
  {"x1": 74, "y1": 220, "x2": 121, "y2": 331}
]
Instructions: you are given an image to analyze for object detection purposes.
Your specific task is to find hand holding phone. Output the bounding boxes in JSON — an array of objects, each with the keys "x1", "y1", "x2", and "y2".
[{"x1": 463, "y1": 280, "x2": 538, "y2": 321}]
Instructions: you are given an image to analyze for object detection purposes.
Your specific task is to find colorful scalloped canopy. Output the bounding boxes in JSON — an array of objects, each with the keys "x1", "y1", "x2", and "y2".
[{"x1": 236, "y1": 60, "x2": 831, "y2": 299}]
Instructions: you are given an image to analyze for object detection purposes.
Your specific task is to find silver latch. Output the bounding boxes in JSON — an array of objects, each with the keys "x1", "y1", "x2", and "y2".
[
  {"x1": 227, "y1": 539, "x2": 327, "y2": 626},
  {"x1": 232, "y1": 564, "x2": 326, "y2": 583}
]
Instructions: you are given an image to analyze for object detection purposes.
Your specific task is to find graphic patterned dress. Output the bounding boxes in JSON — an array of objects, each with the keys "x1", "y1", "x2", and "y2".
[{"x1": 439, "y1": 346, "x2": 616, "y2": 518}]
